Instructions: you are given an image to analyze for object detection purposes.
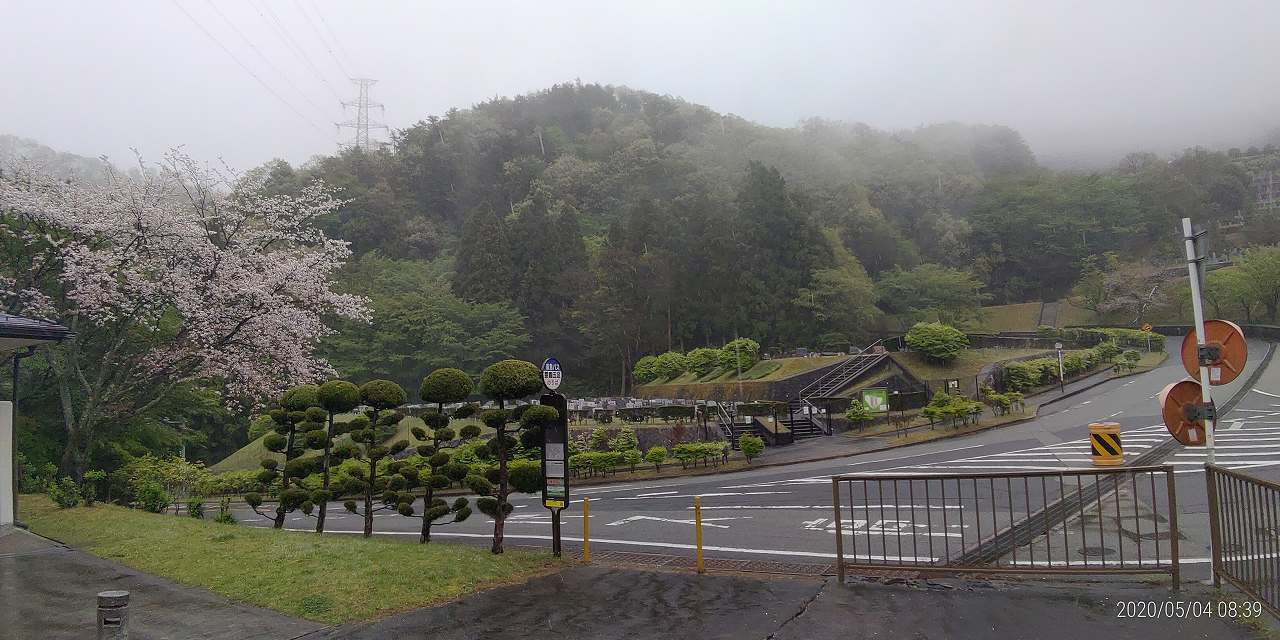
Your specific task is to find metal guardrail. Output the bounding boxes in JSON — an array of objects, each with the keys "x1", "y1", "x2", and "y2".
[
  {"x1": 831, "y1": 465, "x2": 1179, "y2": 587},
  {"x1": 1207, "y1": 464, "x2": 1280, "y2": 617}
]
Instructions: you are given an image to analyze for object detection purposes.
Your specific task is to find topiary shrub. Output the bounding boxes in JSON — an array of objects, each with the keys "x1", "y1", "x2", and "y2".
[
  {"x1": 653, "y1": 351, "x2": 689, "y2": 380},
  {"x1": 478, "y1": 359, "x2": 546, "y2": 554},
  {"x1": 904, "y1": 322, "x2": 969, "y2": 363},
  {"x1": 360, "y1": 379, "x2": 408, "y2": 411},
  {"x1": 739, "y1": 435, "x2": 765, "y2": 462},
  {"x1": 719, "y1": 338, "x2": 761, "y2": 372},
  {"x1": 186, "y1": 497, "x2": 205, "y2": 519},
  {"x1": 312, "y1": 379, "x2": 361, "y2": 533},
  {"x1": 686, "y1": 348, "x2": 721, "y2": 377},
  {"x1": 632, "y1": 355, "x2": 660, "y2": 384},
  {"x1": 420, "y1": 368, "x2": 474, "y2": 410}
]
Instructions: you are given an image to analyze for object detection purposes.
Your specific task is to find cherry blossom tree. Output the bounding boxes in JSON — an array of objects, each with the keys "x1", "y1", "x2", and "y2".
[{"x1": 0, "y1": 152, "x2": 370, "y2": 475}]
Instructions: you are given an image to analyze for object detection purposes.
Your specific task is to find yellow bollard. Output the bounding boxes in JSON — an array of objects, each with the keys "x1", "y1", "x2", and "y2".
[
  {"x1": 582, "y1": 496, "x2": 590, "y2": 563},
  {"x1": 1089, "y1": 422, "x2": 1123, "y2": 466},
  {"x1": 694, "y1": 496, "x2": 704, "y2": 574}
]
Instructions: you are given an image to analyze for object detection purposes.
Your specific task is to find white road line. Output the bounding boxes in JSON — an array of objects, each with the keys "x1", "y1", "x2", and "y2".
[
  {"x1": 1252, "y1": 388, "x2": 1280, "y2": 399},
  {"x1": 617, "y1": 491, "x2": 792, "y2": 501},
  {"x1": 633, "y1": 491, "x2": 678, "y2": 497},
  {"x1": 844, "y1": 443, "x2": 988, "y2": 467},
  {"x1": 277, "y1": 528, "x2": 937, "y2": 562}
]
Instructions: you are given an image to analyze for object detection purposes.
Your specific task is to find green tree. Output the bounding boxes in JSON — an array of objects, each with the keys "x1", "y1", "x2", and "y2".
[
  {"x1": 644, "y1": 446, "x2": 667, "y2": 472},
  {"x1": 1202, "y1": 267, "x2": 1258, "y2": 324},
  {"x1": 453, "y1": 206, "x2": 515, "y2": 303},
  {"x1": 844, "y1": 399, "x2": 873, "y2": 431},
  {"x1": 904, "y1": 322, "x2": 969, "y2": 363},
  {"x1": 719, "y1": 338, "x2": 760, "y2": 373},
  {"x1": 1241, "y1": 247, "x2": 1280, "y2": 323},
  {"x1": 632, "y1": 355, "x2": 660, "y2": 384},
  {"x1": 876, "y1": 264, "x2": 988, "y2": 327},
  {"x1": 797, "y1": 229, "x2": 881, "y2": 343},
  {"x1": 313, "y1": 379, "x2": 361, "y2": 533},
  {"x1": 739, "y1": 434, "x2": 764, "y2": 462},
  {"x1": 248, "y1": 384, "x2": 320, "y2": 529},
  {"x1": 477, "y1": 360, "x2": 544, "y2": 553},
  {"x1": 685, "y1": 348, "x2": 721, "y2": 377},
  {"x1": 653, "y1": 351, "x2": 688, "y2": 380},
  {"x1": 338, "y1": 380, "x2": 410, "y2": 538}
]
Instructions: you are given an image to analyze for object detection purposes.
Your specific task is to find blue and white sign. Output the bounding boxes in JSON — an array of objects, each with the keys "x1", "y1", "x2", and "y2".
[{"x1": 541, "y1": 357, "x2": 563, "y2": 390}]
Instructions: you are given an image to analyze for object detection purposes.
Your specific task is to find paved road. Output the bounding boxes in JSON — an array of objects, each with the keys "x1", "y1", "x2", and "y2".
[{"x1": 235, "y1": 337, "x2": 1275, "y2": 579}]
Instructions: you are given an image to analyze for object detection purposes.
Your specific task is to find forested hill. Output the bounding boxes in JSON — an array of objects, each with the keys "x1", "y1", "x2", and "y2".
[{"x1": 234, "y1": 83, "x2": 1272, "y2": 394}]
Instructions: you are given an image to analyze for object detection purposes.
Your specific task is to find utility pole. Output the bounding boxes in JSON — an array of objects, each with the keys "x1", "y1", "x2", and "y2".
[{"x1": 336, "y1": 78, "x2": 388, "y2": 151}]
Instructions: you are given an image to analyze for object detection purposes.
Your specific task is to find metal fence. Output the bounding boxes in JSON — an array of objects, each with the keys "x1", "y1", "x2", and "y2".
[
  {"x1": 831, "y1": 465, "x2": 1179, "y2": 587},
  {"x1": 1207, "y1": 464, "x2": 1280, "y2": 617}
]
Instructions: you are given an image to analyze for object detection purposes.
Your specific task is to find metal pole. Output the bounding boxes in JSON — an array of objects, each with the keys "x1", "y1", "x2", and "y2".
[
  {"x1": 552, "y1": 509, "x2": 561, "y2": 558},
  {"x1": 832, "y1": 479, "x2": 845, "y2": 584},
  {"x1": 1183, "y1": 217, "x2": 1216, "y2": 465},
  {"x1": 582, "y1": 497, "x2": 590, "y2": 563},
  {"x1": 695, "y1": 495, "x2": 705, "y2": 574},
  {"x1": 1055, "y1": 343, "x2": 1065, "y2": 395},
  {"x1": 1206, "y1": 464, "x2": 1223, "y2": 589}
]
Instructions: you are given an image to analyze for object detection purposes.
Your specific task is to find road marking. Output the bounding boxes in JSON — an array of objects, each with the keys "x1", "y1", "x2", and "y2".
[
  {"x1": 1252, "y1": 389, "x2": 1280, "y2": 399},
  {"x1": 634, "y1": 491, "x2": 678, "y2": 497},
  {"x1": 617, "y1": 491, "x2": 792, "y2": 501},
  {"x1": 1107, "y1": 411, "x2": 1123, "y2": 418},
  {"x1": 277, "y1": 528, "x2": 936, "y2": 562},
  {"x1": 843, "y1": 444, "x2": 987, "y2": 467},
  {"x1": 1229, "y1": 420, "x2": 1245, "y2": 431},
  {"x1": 605, "y1": 515, "x2": 749, "y2": 529}
]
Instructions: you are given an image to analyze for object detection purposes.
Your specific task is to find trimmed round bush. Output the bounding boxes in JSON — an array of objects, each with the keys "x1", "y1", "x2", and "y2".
[
  {"x1": 479, "y1": 360, "x2": 543, "y2": 403},
  {"x1": 281, "y1": 384, "x2": 321, "y2": 411},
  {"x1": 686, "y1": 348, "x2": 721, "y2": 377},
  {"x1": 318, "y1": 380, "x2": 361, "y2": 414},
  {"x1": 739, "y1": 434, "x2": 765, "y2": 461},
  {"x1": 420, "y1": 368, "x2": 474, "y2": 406},
  {"x1": 904, "y1": 322, "x2": 969, "y2": 363},
  {"x1": 719, "y1": 338, "x2": 761, "y2": 372},
  {"x1": 360, "y1": 379, "x2": 407, "y2": 410}
]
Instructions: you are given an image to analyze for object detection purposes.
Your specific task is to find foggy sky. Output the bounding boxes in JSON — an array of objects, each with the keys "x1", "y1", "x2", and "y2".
[{"x1": 3, "y1": 0, "x2": 1279, "y2": 171}]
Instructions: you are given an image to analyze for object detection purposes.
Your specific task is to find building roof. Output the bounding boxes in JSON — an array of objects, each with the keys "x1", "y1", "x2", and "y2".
[{"x1": 0, "y1": 313, "x2": 73, "y2": 351}]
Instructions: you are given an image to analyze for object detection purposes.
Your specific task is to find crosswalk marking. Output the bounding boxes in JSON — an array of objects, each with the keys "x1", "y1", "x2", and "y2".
[{"x1": 865, "y1": 421, "x2": 1280, "y2": 475}]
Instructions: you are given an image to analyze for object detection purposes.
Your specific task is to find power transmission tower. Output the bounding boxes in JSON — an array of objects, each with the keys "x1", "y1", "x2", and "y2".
[{"x1": 336, "y1": 78, "x2": 387, "y2": 151}]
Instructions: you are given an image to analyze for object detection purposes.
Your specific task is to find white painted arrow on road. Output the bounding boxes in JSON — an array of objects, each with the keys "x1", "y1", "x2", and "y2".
[{"x1": 605, "y1": 515, "x2": 752, "y2": 529}]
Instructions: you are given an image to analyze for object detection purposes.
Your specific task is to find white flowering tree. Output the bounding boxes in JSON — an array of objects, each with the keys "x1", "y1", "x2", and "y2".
[{"x1": 0, "y1": 152, "x2": 370, "y2": 476}]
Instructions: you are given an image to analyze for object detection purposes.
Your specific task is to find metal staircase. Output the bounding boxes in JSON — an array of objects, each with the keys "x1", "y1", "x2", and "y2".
[
  {"x1": 783, "y1": 342, "x2": 888, "y2": 440},
  {"x1": 713, "y1": 402, "x2": 742, "y2": 450}
]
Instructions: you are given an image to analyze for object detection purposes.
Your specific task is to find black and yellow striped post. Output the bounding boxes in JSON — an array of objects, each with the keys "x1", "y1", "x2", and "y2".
[{"x1": 1090, "y1": 422, "x2": 1123, "y2": 466}]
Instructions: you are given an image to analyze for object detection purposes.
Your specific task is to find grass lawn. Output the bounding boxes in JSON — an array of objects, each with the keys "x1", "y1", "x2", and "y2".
[
  {"x1": 20, "y1": 496, "x2": 560, "y2": 624},
  {"x1": 892, "y1": 347, "x2": 1051, "y2": 381},
  {"x1": 972, "y1": 301, "x2": 1044, "y2": 332}
]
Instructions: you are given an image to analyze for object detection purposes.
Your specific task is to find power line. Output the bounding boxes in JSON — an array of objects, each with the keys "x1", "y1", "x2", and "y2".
[
  {"x1": 169, "y1": 0, "x2": 324, "y2": 133},
  {"x1": 308, "y1": 0, "x2": 357, "y2": 74},
  {"x1": 293, "y1": 0, "x2": 351, "y2": 80},
  {"x1": 202, "y1": 0, "x2": 335, "y2": 121},
  {"x1": 251, "y1": 0, "x2": 345, "y2": 103}
]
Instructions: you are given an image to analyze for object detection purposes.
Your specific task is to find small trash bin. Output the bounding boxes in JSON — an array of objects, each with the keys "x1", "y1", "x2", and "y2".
[{"x1": 1089, "y1": 422, "x2": 1123, "y2": 466}]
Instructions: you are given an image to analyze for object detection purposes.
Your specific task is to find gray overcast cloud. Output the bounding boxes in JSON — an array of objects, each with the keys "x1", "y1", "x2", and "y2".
[{"x1": 3, "y1": 0, "x2": 1278, "y2": 169}]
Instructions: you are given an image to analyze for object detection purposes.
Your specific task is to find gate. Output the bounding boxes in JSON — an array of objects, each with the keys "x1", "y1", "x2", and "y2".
[
  {"x1": 1207, "y1": 464, "x2": 1280, "y2": 617},
  {"x1": 831, "y1": 465, "x2": 1179, "y2": 587}
]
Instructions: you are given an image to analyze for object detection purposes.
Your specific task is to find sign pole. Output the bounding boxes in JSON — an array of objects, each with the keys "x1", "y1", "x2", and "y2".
[
  {"x1": 1182, "y1": 218, "x2": 1216, "y2": 465},
  {"x1": 539, "y1": 357, "x2": 568, "y2": 557}
]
